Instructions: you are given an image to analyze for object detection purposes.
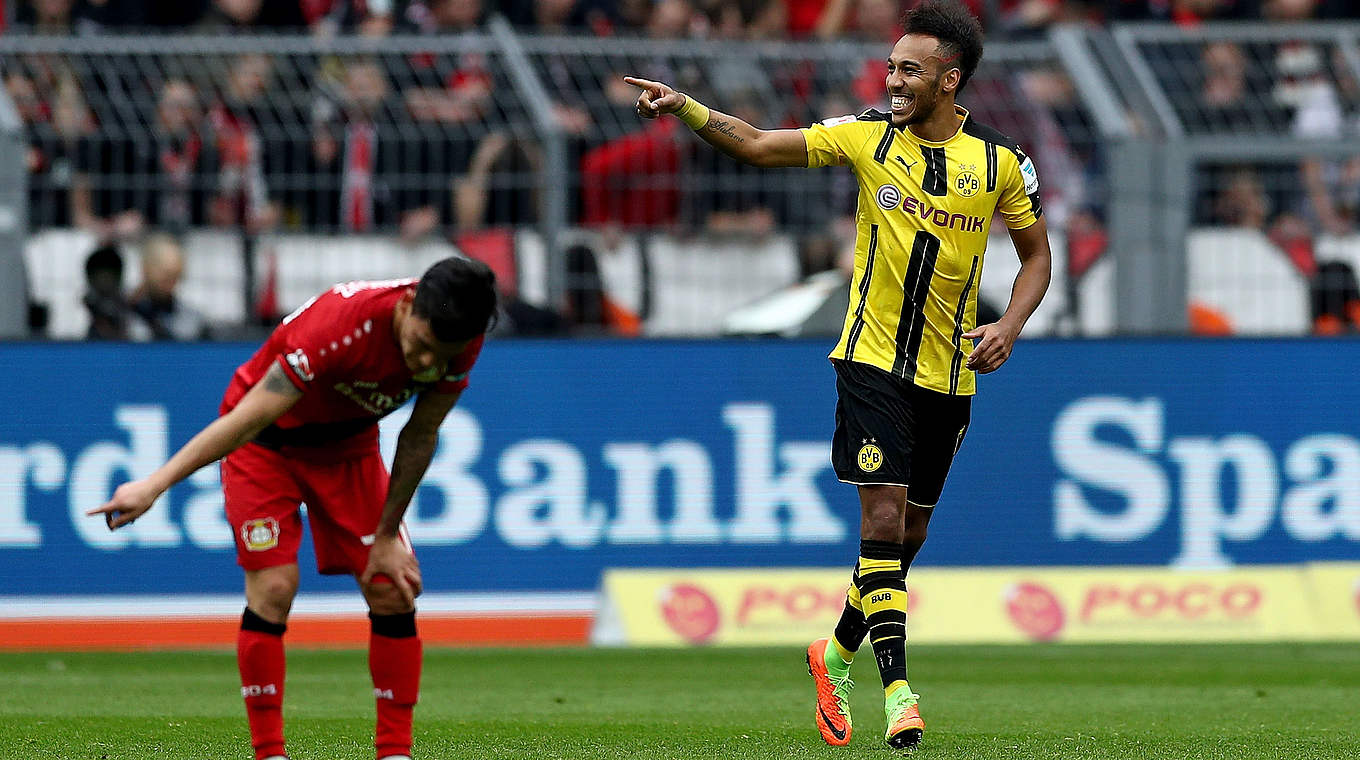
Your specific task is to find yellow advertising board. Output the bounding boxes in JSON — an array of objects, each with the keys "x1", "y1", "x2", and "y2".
[
  {"x1": 595, "y1": 564, "x2": 1360, "y2": 646},
  {"x1": 1304, "y1": 562, "x2": 1360, "y2": 640}
]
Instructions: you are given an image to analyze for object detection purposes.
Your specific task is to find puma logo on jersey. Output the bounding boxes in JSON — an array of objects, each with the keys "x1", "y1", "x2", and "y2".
[{"x1": 894, "y1": 155, "x2": 917, "y2": 172}]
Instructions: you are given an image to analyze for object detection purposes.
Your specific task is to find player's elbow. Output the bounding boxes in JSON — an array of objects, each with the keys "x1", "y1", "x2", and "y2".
[
  {"x1": 1029, "y1": 246, "x2": 1053, "y2": 278},
  {"x1": 743, "y1": 133, "x2": 804, "y2": 169},
  {"x1": 743, "y1": 139, "x2": 784, "y2": 169},
  {"x1": 1023, "y1": 248, "x2": 1053, "y2": 294},
  {"x1": 746, "y1": 151, "x2": 782, "y2": 169}
]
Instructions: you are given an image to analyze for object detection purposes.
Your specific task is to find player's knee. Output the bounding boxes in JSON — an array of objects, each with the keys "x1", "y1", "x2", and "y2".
[
  {"x1": 247, "y1": 587, "x2": 296, "y2": 622},
  {"x1": 861, "y1": 504, "x2": 906, "y2": 542},
  {"x1": 362, "y1": 578, "x2": 415, "y2": 616},
  {"x1": 258, "y1": 578, "x2": 296, "y2": 604},
  {"x1": 246, "y1": 567, "x2": 299, "y2": 615}
]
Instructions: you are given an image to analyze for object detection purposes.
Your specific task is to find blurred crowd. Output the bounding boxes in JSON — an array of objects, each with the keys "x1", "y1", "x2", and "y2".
[
  {"x1": 1183, "y1": 28, "x2": 1360, "y2": 333},
  {"x1": 7, "y1": 0, "x2": 1360, "y2": 40},
  {"x1": 77, "y1": 234, "x2": 211, "y2": 341},
  {"x1": 5, "y1": 0, "x2": 1360, "y2": 338}
]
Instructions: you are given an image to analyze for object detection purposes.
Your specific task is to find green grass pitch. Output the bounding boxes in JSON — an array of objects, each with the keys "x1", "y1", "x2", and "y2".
[{"x1": 2, "y1": 643, "x2": 1357, "y2": 759}]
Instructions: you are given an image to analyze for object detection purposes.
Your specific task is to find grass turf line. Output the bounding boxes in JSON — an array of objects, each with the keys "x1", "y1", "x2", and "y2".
[{"x1": 1, "y1": 643, "x2": 1356, "y2": 759}]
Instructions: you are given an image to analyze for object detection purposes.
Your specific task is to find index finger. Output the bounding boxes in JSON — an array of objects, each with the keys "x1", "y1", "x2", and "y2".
[{"x1": 623, "y1": 76, "x2": 660, "y2": 91}]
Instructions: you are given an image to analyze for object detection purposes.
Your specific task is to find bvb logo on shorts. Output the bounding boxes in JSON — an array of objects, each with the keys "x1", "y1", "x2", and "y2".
[
  {"x1": 241, "y1": 518, "x2": 280, "y2": 552},
  {"x1": 955, "y1": 170, "x2": 981, "y2": 197},
  {"x1": 858, "y1": 441, "x2": 884, "y2": 473}
]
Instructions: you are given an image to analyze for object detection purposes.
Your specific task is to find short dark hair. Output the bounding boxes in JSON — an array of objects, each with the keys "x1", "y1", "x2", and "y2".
[
  {"x1": 412, "y1": 257, "x2": 499, "y2": 342},
  {"x1": 902, "y1": 0, "x2": 985, "y2": 93},
  {"x1": 84, "y1": 243, "x2": 124, "y2": 281}
]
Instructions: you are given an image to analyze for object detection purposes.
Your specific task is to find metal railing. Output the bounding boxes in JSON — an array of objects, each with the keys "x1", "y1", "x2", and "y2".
[
  {"x1": 3, "y1": 22, "x2": 1359, "y2": 338},
  {"x1": 1108, "y1": 23, "x2": 1360, "y2": 335}
]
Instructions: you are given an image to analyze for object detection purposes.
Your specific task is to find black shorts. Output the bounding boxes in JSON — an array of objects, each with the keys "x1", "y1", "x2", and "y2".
[{"x1": 830, "y1": 359, "x2": 971, "y2": 506}]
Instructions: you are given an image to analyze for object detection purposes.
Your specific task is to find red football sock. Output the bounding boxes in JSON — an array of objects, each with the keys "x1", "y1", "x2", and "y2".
[
  {"x1": 238, "y1": 609, "x2": 286, "y2": 760},
  {"x1": 369, "y1": 612, "x2": 422, "y2": 759}
]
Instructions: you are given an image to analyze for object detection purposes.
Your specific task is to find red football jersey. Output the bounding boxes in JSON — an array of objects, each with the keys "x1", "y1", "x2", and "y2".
[{"x1": 221, "y1": 279, "x2": 483, "y2": 459}]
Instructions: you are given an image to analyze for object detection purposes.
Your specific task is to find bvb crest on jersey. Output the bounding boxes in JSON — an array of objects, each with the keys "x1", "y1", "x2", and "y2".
[
  {"x1": 955, "y1": 164, "x2": 981, "y2": 197},
  {"x1": 858, "y1": 441, "x2": 884, "y2": 472}
]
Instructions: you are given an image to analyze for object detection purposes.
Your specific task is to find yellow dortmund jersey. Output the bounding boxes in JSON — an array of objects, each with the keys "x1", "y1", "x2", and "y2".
[{"x1": 801, "y1": 105, "x2": 1042, "y2": 396}]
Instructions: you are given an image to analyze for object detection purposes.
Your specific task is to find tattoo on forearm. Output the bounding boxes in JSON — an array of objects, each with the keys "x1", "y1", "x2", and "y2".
[
  {"x1": 706, "y1": 119, "x2": 745, "y2": 143},
  {"x1": 264, "y1": 367, "x2": 297, "y2": 394}
]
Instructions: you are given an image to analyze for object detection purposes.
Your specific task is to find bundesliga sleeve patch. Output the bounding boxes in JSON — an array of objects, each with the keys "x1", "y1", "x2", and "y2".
[
  {"x1": 1019, "y1": 156, "x2": 1040, "y2": 195},
  {"x1": 284, "y1": 348, "x2": 315, "y2": 382},
  {"x1": 821, "y1": 114, "x2": 857, "y2": 127}
]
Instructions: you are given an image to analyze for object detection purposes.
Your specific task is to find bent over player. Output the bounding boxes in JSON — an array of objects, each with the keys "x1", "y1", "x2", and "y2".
[
  {"x1": 627, "y1": 0, "x2": 1050, "y2": 750},
  {"x1": 89, "y1": 257, "x2": 498, "y2": 760}
]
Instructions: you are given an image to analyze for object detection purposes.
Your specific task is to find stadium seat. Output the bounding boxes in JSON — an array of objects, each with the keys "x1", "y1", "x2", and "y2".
[
  {"x1": 644, "y1": 233, "x2": 800, "y2": 336},
  {"x1": 514, "y1": 229, "x2": 647, "y2": 317},
  {"x1": 175, "y1": 230, "x2": 246, "y2": 327},
  {"x1": 1186, "y1": 229, "x2": 1309, "y2": 335},
  {"x1": 265, "y1": 235, "x2": 462, "y2": 314},
  {"x1": 24, "y1": 228, "x2": 99, "y2": 339}
]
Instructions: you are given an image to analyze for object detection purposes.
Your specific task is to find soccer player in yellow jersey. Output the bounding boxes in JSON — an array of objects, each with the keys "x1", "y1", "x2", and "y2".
[{"x1": 627, "y1": 0, "x2": 1051, "y2": 750}]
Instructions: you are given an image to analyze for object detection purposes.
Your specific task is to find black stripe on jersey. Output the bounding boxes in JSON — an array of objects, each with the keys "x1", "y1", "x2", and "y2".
[
  {"x1": 964, "y1": 116, "x2": 1040, "y2": 214},
  {"x1": 984, "y1": 142, "x2": 997, "y2": 192},
  {"x1": 891, "y1": 231, "x2": 941, "y2": 378},
  {"x1": 873, "y1": 123, "x2": 895, "y2": 164},
  {"x1": 949, "y1": 256, "x2": 980, "y2": 394},
  {"x1": 844, "y1": 224, "x2": 879, "y2": 360},
  {"x1": 961, "y1": 115, "x2": 1020, "y2": 153},
  {"x1": 920, "y1": 146, "x2": 948, "y2": 196}
]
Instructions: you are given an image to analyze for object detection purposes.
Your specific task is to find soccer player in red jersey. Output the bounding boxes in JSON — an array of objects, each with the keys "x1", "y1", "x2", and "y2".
[{"x1": 88, "y1": 257, "x2": 498, "y2": 760}]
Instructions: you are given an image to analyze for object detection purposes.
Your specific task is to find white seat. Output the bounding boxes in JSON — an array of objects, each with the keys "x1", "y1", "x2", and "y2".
[
  {"x1": 24, "y1": 229, "x2": 99, "y2": 339},
  {"x1": 646, "y1": 233, "x2": 800, "y2": 336},
  {"x1": 265, "y1": 235, "x2": 461, "y2": 314},
  {"x1": 514, "y1": 228, "x2": 648, "y2": 317},
  {"x1": 157, "y1": 230, "x2": 245, "y2": 326},
  {"x1": 1186, "y1": 228, "x2": 1309, "y2": 334}
]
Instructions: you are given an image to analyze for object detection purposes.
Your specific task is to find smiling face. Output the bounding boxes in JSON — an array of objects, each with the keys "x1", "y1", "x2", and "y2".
[
  {"x1": 885, "y1": 34, "x2": 961, "y2": 128},
  {"x1": 394, "y1": 291, "x2": 471, "y2": 379}
]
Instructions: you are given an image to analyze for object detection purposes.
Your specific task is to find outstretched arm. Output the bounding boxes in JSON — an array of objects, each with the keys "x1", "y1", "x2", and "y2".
[
  {"x1": 86, "y1": 362, "x2": 303, "y2": 529},
  {"x1": 360, "y1": 389, "x2": 462, "y2": 605},
  {"x1": 963, "y1": 216, "x2": 1052, "y2": 374},
  {"x1": 625, "y1": 76, "x2": 809, "y2": 169}
]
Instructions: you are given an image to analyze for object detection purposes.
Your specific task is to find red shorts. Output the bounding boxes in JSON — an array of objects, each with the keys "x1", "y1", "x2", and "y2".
[{"x1": 222, "y1": 442, "x2": 411, "y2": 575}]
